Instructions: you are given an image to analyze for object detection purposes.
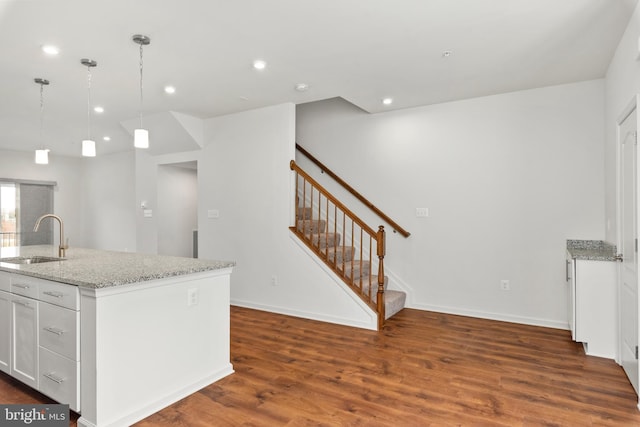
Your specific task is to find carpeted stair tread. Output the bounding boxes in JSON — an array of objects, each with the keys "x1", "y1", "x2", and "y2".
[
  {"x1": 296, "y1": 219, "x2": 326, "y2": 234},
  {"x1": 297, "y1": 207, "x2": 313, "y2": 220},
  {"x1": 384, "y1": 290, "x2": 406, "y2": 319},
  {"x1": 309, "y1": 232, "x2": 341, "y2": 249},
  {"x1": 352, "y1": 275, "x2": 388, "y2": 292},
  {"x1": 323, "y1": 246, "x2": 355, "y2": 264},
  {"x1": 339, "y1": 260, "x2": 371, "y2": 278},
  {"x1": 350, "y1": 276, "x2": 404, "y2": 319}
]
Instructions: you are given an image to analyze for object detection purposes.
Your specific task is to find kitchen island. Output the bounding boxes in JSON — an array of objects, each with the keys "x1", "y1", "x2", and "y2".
[{"x1": 0, "y1": 246, "x2": 235, "y2": 427}]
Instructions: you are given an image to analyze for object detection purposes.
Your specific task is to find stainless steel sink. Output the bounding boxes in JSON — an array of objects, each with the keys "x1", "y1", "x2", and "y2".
[{"x1": 0, "y1": 256, "x2": 64, "y2": 264}]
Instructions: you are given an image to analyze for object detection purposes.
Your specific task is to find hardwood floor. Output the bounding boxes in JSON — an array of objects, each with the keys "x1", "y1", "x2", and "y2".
[{"x1": 2, "y1": 307, "x2": 640, "y2": 426}]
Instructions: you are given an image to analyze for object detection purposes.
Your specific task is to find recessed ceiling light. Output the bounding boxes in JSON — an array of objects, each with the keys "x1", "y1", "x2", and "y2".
[
  {"x1": 93, "y1": 106, "x2": 104, "y2": 113},
  {"x1": 382, "y1": 98, "x2": 393, "y2": 105},
  {"x1": 295, "y1": 83, "x2": 309, "y2": 92},
  {"x1": 164, "y1": 85, "x2": 176, "y2": 94},
  {"x1": 253, "y1": 60, "x2": 267, "y2": 70},
  {"x1": 41, "y1": 45, "x2": 60, "y2": 55},
  {"x1": 103, "y1": 136, "x2": 111, "y2": 141}
]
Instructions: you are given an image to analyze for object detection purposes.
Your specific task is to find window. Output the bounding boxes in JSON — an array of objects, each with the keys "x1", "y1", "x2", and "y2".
[
  {"x1": 0, "y1": 180, "x2": 55, "y2": 248},
  {"x1": 0, "y1": 184, "x2": 17, "y2": 247}
]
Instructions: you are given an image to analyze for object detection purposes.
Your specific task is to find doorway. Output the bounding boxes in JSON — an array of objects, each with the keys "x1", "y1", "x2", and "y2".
[
  {"x1": 618, "y1": 95, "x2": 639, "y2": 396},
  {"x1": 157, "y1": 161, "x2": 198, "y2": 258}
]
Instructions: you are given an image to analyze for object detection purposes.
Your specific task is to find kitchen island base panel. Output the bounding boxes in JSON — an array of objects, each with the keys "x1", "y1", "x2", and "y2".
[
  {"x1": 77, "y1": 365, "x2": 233, "y2": 427},
  {"x1": 78, "y1": 269, "x2": 233, "y2": 427}
]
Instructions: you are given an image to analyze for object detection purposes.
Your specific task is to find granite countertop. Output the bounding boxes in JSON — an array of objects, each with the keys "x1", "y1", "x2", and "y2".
[
  {"x1": 0, "y1": 245, "x2": 235, "y2": 289},
  {"x1": 567, "y1": 239, "x2": 617, "y2": 261}
]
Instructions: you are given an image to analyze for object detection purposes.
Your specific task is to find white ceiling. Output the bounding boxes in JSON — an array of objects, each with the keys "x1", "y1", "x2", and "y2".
[{"x1": 0, "y1": 0, "x2": 636, "y2": 158}]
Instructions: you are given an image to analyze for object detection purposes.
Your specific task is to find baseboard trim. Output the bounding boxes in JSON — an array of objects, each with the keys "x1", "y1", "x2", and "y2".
[
  {"x1": 232, "y1": 299, "x2": 377, "y2": 331},
  {"x1": 410, "y1": 302, "x2": 568, "y2": 330}
]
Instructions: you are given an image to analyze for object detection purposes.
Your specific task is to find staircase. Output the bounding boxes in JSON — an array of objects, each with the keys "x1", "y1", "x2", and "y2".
[{"x1": 290, "y1": 160, "x2": 407, "y2": 329}]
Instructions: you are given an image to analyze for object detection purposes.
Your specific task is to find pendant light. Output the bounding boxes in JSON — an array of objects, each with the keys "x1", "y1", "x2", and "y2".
[
  {"x1": 81, "y1": 58, "x2": 97, "y2": 157},
  {"x1": 132, "y1": 34, "x2": 150, "y2": 149},
  {"x1": 34, "y1": 78, "x2": 50, "y2": 165}
]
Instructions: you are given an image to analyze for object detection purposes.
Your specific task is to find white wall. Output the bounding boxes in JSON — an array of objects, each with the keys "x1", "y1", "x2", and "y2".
[
  {"x1": 81, "y1": 151, "x2": 136, "y2": 251},
  {"x1": 135, "y1": 150, "x2": 159, "y2": 254},
  {"x1": 0, "y1": 150, "x2": 86, "y2": 248},
  {"x1": 296, "y1": 80, "x2": 606, "y2": 329},
  {"x1": 157, "y1": 164, "x2": 197, "y2": 257},
  {"x1": 198, "y1": 103, "x2": 377, "y2": 329},
  {"x1": 604, "y1": 3, "x2": 640, "y2": 243}
]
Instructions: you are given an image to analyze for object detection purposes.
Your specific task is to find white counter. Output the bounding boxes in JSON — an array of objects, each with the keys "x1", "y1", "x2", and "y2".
[{"x1": 0, "y1": 245, "x2": 235, "y2": 288}]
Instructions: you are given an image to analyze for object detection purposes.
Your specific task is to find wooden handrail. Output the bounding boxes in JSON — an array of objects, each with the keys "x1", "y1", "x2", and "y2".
[{"x1": 296, "y1": 144, "x2": 410, "y2": 238}]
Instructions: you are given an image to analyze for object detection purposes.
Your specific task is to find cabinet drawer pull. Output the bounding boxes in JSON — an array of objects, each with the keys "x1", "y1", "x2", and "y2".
[
  {"x1": 13, "y1": 300, "x2": 30, "y2": 307},
  {"x1": 43, "y1": 326, "x2": 65, "y2": 336},
  {"x1": 43, "y1": 291, "x2": 64, "y2": 298},
  {"x1": 13, "y1": 284, "x2": 29, "y2": 289},
  {"x1": 43, "y1": 373, "x2": 64, "y2": 384}
]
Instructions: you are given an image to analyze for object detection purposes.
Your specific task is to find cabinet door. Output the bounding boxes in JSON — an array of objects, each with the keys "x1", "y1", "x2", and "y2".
[
  {"x1": 11, "y1": 295, "x2": 38, "y2": 389},
  {"x1": 574, "y1": 260, "x2": 617, "y2": 358},
  {"x1": 0, "y1": 290, "x2": 10, "y2": 373}
]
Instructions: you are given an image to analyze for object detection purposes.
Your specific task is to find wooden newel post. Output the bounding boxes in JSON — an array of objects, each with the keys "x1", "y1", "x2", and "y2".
[{"x1": 377, "y1": 225, "x2": 386, "y2": 330}]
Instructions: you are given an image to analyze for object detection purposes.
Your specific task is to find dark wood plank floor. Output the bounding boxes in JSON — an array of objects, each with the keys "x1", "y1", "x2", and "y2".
[{"x1": 2, "y1": 306, "x2": 640, "y2": 426}]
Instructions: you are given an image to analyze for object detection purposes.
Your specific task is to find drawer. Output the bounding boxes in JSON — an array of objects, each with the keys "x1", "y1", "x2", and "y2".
[
  {"x1": 39, "y1": 346, "x2": 79, "y2": 412},
  {"x1": 0, "y1": 272, "x2": 9, "y2": 292},
  {"x1": 39, "y1": 301, "x2": 79, "y2": 361},
  {"x1": 39, "y1": 280, "x2": 79, "y2": 311},
  {"x1": 11, "y1": 275, "x2": 39, "y2": 299}
]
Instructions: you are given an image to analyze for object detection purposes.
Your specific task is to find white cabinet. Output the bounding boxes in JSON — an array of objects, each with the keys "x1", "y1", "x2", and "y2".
[
  {"x1": 10, "y1": 292, "x2": 38, "y2": 389},
  {"x1": 1, "y1": 272, "x2": 80, "y2": 412},
  {"x1": 567, "y1": 254, "x2": 617, "y2": 358}
]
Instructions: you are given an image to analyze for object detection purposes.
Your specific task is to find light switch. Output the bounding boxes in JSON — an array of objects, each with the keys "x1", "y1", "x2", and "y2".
[
  {"x1": 416, "y1": 208, "x2": 429, "y2": 217},
  {"x1": 207, "y1": 209, "x2": 220, "y2": 219}
]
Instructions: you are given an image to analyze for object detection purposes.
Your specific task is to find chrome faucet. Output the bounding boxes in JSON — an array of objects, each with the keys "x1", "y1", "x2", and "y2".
[{"x1": 33, "y1": 214, "x2": 68, "y2": 258}]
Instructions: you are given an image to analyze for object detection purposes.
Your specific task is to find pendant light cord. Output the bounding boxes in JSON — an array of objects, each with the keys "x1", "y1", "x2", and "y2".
[
  {"x1": 86, "y1": 66, "x2": 92, "y2": 140},
  {"x1": 39, "y1": 82, "x2": 45, "y2": 149},
  {"x1": 139, "y1": 42, "x2": 144, "y2": 128}
]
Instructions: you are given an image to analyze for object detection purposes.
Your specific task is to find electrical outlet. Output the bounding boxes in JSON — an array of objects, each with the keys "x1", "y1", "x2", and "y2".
[
  {"x1": 187, "y1": 288, "x2": 199, "y2": 306},
  {"x1": 500, "y1": 280, "x2": 510, "y2": 291},
  {"x1": 271, "y1": 276, "x2": 278, "y2": 286}
]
